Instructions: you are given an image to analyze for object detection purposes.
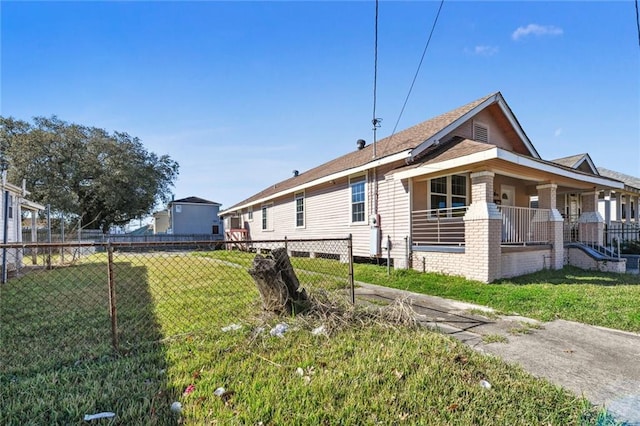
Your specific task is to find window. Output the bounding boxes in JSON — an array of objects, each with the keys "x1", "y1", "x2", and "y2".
[
  {"x1": 175, "y1": 205, "x2": 182, "y2": 213},
  {"x1": 473, "y1": 121, "x2": 489, "y2": 143},
  {"x1": 350, "y1": 175, "x2": 366, "y2": 223},
  {"x1": 451, "y1": 175, "x2": 467, "y2": 208},
  {"x1": 430, "y1": 177, "x2": 447, "y2": 209},
  {"x1": 8, "y1": 195, "x2": 13, "y2": 219},
  {"x1": 247, "y1": 207, "x2": 253, "y2": 221},
  {"x1": 429, "y1": 175, "x2": 468, "y2": 214},
  {"x1": 261, "y1": 204, "x2": 272, "y2": 231},
  {"x1": 295, "y1": 192, "x2": 305, "y2": 227},
  {"x1": 212, "y1": 225, "x2": 220, "y2": 234}
]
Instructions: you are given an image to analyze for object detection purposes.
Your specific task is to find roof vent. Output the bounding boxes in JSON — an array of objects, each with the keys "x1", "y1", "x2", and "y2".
[
  {"x1": 293, "y1": 170, "x2": 299, "y2": 177},
  {"x1": 357, "y1": 139, "x2": 366, "y2": 150}
]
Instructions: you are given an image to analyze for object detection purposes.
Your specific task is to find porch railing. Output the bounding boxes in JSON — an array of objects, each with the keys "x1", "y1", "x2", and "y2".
[
  {"x1": 499, "y1": 206, "x2": 551, "y2": 245},
  {"x1": 411, "y1": 206, "x2": 468, "y2": 246}
]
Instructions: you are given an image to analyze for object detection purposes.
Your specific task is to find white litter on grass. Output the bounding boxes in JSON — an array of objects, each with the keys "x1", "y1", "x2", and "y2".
[
  {"x1": 170, "y1": 401, "x2": 182, "y2": 413},
  {"x1": 296, "y1": 367, "x2": 305, "y2": 376},
  {"x1": 213, "y1": 387, "x2": 226, "y2": 397},
  {"x1": 83, "y1": 412, "x2": 116, "y2": 421},
  {"x1": 480, "y1": 380, "x2": 492, "y2": 389},
  {"x1": 221, "y1": 323, "x2": 242, "y2": 332},
  {"x1": 270, "y1": 323, "x2": 289, "y2": 338},
  {"x1": 311, "y1": 325, "x2": 326, "y2": 336}
]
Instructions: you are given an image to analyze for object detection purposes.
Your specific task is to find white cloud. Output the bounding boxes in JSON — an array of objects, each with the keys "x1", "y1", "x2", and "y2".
[
  {"x1": 464, "y1": 45, "x2": 499, "y2": 56},
  {"x1": 474, "y1": 45, "x2": 499, "y2": 56},
  {"x1": 554, "y1": 128, "x2": 563, "y2": 137},
  {"x1": 512, "y1": 24, "x2": 563, "y2": 41}
]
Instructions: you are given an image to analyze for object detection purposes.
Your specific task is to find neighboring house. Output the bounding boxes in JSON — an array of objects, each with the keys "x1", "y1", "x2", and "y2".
[
  {"x1": 1, "y1": 178, "x2": 45, "y2": 276},
  {"x1": 220, "y1": 92, "x2": 629, "y2": 282},
  {"x1": 152, "y1": 210, "x2": 170, "y2": 234},
  {"x1": 165, "y1": 196, "x2": 224, "y2": 238},
  {"x1": 551, "y1": 154, "x2": 640, "y2": 244}
]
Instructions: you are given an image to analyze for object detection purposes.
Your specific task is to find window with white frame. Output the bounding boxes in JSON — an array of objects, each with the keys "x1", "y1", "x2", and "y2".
[
  {"x1": 429, "y1": 175, "x2": 468, "y2": 214},
  {"x1": 350, "y1": 175, "x2": 366, "y2": 223},
  {"x1": 261, "y1": 204, "x2": 272, "y2": 231},
  {"x1": 247, "y1": 206, "x2": 253, "y2": 221},
  {"x1": 295, "y1": 192, "x2": 305, "y2": 227},
  {"x1": 8, "y1": 195, "x2": 13, "y2": 219}
]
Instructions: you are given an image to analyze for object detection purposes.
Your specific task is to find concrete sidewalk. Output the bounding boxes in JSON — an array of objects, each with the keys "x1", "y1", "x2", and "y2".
[{"x1": 355, "y1": 282, "x2": 640, "y2": 425}]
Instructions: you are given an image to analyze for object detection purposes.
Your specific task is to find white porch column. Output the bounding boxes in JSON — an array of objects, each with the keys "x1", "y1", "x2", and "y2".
[
  {"x1": 603, "y1": 190, "x2": 611, "y2": 226},
  {"x1": 635, "y1": 195, "x2": 640, "y2": 223},
  {"x1": 536, "y1": 184, "x2": 564, "y2": 270},
  {"x1": 614, "y1": 192, "x2": 622, "y2": 222}
]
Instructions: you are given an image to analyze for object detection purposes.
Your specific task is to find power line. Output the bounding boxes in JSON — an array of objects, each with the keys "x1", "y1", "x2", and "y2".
[
  {"x1": 391, "y1": 0, "x2": 445, "y2": 137},
  {"x1": 372, "y1": 0, "x2": 381, "y2": 159},
  {"x1": 635, "y1": 0, "x2": 640, "y2": 47}
]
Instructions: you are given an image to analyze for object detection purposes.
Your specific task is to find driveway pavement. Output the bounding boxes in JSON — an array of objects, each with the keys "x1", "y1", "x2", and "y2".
[{"x1": 354, "y1": 282, "x2": 640, "y2": 425}]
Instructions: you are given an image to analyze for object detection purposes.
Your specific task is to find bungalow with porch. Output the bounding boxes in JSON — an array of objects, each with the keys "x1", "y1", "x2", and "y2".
[{"x1": 220, "y1": 92, "x2": 628, "y2": 282}]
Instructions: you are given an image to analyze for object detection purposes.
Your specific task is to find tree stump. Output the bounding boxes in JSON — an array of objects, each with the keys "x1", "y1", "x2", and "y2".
[{"x1": 248, "y1": 247, "x2": 310, "y2": 315}]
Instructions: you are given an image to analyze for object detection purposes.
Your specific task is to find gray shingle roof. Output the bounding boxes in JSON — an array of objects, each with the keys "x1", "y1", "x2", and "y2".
[{"x1": 597, "y1": 168, "x2": 640, "y2": 191}]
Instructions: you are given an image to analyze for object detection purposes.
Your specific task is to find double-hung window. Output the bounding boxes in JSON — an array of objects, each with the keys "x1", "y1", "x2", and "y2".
[
  {"x1": 295, "y1": 192, "x2": 305, "y2": 228},
  {"x1": 247, "y1": 207, "x2": 253, "y2": 221},
  {"x1": 261, "y1": 204, "x2": 272, "y2": 231},
  {"x1": 429, "y1": 175, "x2": 468, "y2": 216},
  {"x1": 350, "y1": 175, "x2": 366, "y2": 223}
]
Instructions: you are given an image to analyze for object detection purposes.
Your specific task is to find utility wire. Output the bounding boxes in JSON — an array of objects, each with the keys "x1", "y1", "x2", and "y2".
[
  {"x1": 635, "y1": 0, "x2": 640, "y2": 47},
  {"x1": 372, "y1": 0, "x2": 381, "y2": 159},
  {"x1": 391, "y1": 0, "x2": 445, "y2": 136}
]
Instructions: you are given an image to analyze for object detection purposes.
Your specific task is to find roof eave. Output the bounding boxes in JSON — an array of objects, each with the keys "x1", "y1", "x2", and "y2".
[{"x1": 220, "y1": 150, "x2": 412, "y2": 215}]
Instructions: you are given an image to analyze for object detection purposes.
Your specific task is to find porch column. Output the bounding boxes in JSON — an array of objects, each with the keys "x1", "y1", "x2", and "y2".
[
  {"x1": 463, "y1": 171, "x2": 502, "y2": 283},
  {"x1": 603, "y1": 190, "x2": 611, "y2": 226},
  {"x1": 624, "y1": 194, "x2": 632, "y2": 224},
  {"x1": 578, "y1": 191, "x2": 604, "y2": 246},
  {"x1": 31, "y1": 211, "x2": 38, "y2": 264},
  {"x1": 614, "y1": 192, "x2": 622, "y2": 222},
  {"x1": 635, "y1": 195, "x2": 640, "y2": 223},
  {"x1": 536, "y1": 184, "x2": 564, "y2": 270}
]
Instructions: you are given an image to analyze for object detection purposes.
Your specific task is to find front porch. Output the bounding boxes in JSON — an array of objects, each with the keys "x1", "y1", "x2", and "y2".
[{"x1": 412, "y1": 205, "x2": 553, "y2": 247}]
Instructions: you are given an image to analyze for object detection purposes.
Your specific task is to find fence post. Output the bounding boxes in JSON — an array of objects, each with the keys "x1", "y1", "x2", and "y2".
[
  {"x1": 46, "y1": 204, "x2": 52, "y2": 270},
  {"x1": 107, "y1": 243, "x2": 119, "y2": 351},
  {"x1": 348, "y1": 234, "x2": 354, "y2": 305}
]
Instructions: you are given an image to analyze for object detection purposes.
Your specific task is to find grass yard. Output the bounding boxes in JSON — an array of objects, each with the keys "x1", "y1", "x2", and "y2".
[
  {"x1": 0, "y1": 250, "x2": 611, "y2": 424},
  {"x1": 355, "y1": 265, "x2": 640, "y2": 333}
]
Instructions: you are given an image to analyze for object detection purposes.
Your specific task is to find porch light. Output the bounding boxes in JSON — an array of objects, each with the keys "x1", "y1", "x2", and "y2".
[{"x1": 502, "y1": 193, "x2": 509, "y2": 200}]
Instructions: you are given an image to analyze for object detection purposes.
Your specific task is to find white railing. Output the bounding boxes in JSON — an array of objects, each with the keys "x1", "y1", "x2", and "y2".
[
  {"x1": 499, "y1": 206, "x2": 551, "y2": 245},
  {"x1": 411, "y1": 206, "x2": 468, "y2": 246}
]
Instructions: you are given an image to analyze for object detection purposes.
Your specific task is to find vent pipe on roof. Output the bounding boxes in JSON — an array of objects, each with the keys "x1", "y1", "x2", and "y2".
[
  {"x1": 293, "y1": 170, "x2": 299, "y2": 177},
  {"x1": 357, "y1": 139, "x2": 366, "y2": 150}
]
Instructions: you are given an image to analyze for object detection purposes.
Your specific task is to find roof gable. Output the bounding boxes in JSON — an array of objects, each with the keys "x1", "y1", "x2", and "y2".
[
  {"x1": 409, "y1": 92, "x2": 539, "y2": 162},
  {"x1": 552, "y1": 154, "x2": 598, "y2": 175},
  {"x1": 171, "y1": 196, "x2": 221, "y2": 205}
]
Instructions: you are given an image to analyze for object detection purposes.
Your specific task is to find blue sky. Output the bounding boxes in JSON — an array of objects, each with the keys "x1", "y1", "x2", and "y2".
[{"x1": 2, "y1": 1, "x2": 639, "y2": 213}]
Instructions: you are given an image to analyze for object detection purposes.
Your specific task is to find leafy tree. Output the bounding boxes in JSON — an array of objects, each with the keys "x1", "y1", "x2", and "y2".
[{"x1": 0, "y1": 116, "x2": 179, "y2": 232}]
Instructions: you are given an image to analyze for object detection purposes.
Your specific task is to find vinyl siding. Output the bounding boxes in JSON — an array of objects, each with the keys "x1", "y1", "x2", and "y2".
[{"x1": 239, "y1": 160, "x2": 411, "y2": 260}]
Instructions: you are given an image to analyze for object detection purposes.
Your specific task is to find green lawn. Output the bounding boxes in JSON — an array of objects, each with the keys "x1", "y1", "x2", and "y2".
[
  {"x1": 354, "y1": 265, "x2": 640, "y2": 333},
  {"x1": 0, "y1": 252, "x2": 613, "y2": 424}
]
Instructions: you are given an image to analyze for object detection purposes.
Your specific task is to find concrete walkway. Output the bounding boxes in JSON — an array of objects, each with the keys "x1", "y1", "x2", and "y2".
[{"x1": 355, "y1": 282, "x2": 640, "y2": 425}]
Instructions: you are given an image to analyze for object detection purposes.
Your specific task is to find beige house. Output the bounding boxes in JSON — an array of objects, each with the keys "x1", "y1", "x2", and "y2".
[{"x1": 221, "y1": 92, "x2": 633, "y2": 282}]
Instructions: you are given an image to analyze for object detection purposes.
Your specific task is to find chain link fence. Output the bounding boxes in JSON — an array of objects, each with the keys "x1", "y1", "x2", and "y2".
[{"x1": 0, "y1": 238, "x2": 353, "y2": 376}]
